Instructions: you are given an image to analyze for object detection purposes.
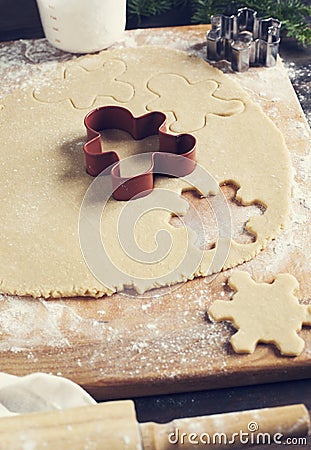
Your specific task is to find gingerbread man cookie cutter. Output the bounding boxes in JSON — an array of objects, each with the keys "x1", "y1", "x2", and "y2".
[{"x1": 83, "y1": 106, "x2": 197, "y2": 200}]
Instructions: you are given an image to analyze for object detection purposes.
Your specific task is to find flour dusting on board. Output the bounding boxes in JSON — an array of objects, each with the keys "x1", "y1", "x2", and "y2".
[
  {"x1": 0, "y1": 291, "x2": 231, "y2": 378},
  {"x1": 287, "y1": 61, "x2": 311, "y2": 126}
]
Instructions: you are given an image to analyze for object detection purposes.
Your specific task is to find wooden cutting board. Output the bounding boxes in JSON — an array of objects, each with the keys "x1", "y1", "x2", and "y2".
[{"x1": 0, "y1": 26, "x2": 310, "y2": 401}]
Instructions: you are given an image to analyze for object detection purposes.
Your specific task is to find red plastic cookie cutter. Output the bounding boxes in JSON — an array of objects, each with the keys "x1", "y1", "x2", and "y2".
[{"x1": 83, "y1": 106, "x2": 196, "y2": 200}]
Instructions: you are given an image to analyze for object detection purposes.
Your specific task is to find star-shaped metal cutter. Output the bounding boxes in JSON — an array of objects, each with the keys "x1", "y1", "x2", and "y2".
[
  {"x1": 83, "y1": 106, "x2": 196, "y2": 200},
  {"x1": 206, "y1": 7, "x2": 281, "y2": 71}
]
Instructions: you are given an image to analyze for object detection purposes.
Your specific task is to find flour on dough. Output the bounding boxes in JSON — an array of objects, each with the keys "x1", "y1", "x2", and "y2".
[
  {"x1": 34, "y1": 59, "x2": 134, "y2": 108},
  {"x1": 0, "y1": 47, "x2": 291, "y2": 298}
]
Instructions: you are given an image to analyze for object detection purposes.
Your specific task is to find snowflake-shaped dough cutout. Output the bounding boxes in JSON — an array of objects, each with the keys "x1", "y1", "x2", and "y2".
[
  {"x1": 209, "y1": 271, "x2": 311, "y2": 356},
  {"x1": 146, "y1": 74, "x2": 244, "y2": 132},
  {"x1": 33, "y1": 59, "x2": 134, "y2": 109}
]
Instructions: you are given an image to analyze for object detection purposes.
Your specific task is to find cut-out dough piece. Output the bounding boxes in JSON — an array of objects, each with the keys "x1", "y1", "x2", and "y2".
[
  {"x1": 209, "y1": 271, "x2": 311, "y2": 356},
  {"x1": 146, "y1": 73, "x2": 244, "y2": 132},
  {"x1": 34, "y1": 60, "x2": 134, "y2": 109}
]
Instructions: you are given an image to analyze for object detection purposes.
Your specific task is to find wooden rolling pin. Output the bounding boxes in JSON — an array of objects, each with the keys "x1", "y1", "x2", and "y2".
[{"x1": 0, "y1": 401, "x2": 308, "y2": 449}]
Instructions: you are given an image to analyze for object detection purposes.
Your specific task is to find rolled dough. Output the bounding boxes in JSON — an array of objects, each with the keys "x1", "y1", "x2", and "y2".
[{"x1": 0, "y1": 47, "x2": 291, "y2": 298}]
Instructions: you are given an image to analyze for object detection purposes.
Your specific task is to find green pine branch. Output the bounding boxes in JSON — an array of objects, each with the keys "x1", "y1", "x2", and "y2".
[
  {"x1": 127, "y1": 0, "x2": 173, "y2": 21},
  {"x1": 127, "y1": 0, "x2": 187, "y2": 22},
  {"x1": 190, "y1": 0, "x2": 311, "y2": 46},
  {"x1": 126, "y1": 0, "x2": 311, "y2": 46}
]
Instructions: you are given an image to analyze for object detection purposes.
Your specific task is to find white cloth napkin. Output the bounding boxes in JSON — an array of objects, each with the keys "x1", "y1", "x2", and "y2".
[{"x1": 0, "y1": 372, "x2": 96, "y2": 417}]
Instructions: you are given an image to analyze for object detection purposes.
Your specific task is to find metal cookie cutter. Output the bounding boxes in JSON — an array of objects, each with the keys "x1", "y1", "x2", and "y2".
[
  {"x1": 83, "y1": 106, "x2": 197, "y2": 201},
  {"x1": 206, "y1": 7, "x2": 281, "y2": 72}
]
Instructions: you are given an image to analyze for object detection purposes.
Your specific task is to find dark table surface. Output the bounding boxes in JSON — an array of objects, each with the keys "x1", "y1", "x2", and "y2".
[{"x1": 0, "y1": 0, "x2": 310, "y2": 441}]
